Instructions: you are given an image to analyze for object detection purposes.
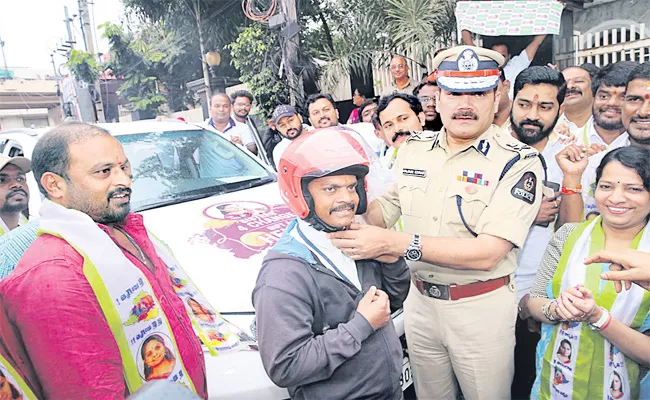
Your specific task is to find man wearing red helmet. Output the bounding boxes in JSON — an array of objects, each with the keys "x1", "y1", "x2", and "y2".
[{"x1": 252, "y1": 128, "x2": 410, "y2": 400}]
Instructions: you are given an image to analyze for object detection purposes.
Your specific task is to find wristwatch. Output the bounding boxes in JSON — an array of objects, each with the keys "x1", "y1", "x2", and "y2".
[
  {"x1": 404, "y1": 234, "x2": 422, "y2": 262},
  {"x1": 587, "y1": 307, "x2": 611, "y2": 331}
]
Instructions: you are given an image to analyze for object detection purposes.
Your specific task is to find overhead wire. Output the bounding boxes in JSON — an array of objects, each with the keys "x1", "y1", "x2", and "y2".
[{"x1": 242, "y1": 0, "x2": 277, "y2": 22}]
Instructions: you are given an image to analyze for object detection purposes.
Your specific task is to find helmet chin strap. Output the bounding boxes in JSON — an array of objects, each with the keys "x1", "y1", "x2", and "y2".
[{"x1": 303, "y1": 212, "x2": 348, "y2": 233}]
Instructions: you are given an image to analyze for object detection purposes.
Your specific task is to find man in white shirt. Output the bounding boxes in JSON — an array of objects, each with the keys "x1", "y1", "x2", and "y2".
[
  {"x1": 270, "y1": 104, "x2": 306, "y2": 170},
  {"x1": 559, "y1": 66, "x2": 594, "y2": 136},
  {"x1": 305, "y1": 93, "x2": 385, "y2": 156},
  {"x1": 556, "y1": 61, "x2": 640, "y2": 225},
  {"x1": 198, "y1": 93, "x2": 252, "y2": 177},
  {"x1": 507, "y1": 66, "x2": 568, "y2": 399},
  {"x1": 373, "y1": 93, "x2": 427, "y2": 170},
  {"x1": 577, "y1": 61, "x2": 640, "y2": 148},
  {"x1": 462, "y1": 33, "x2": 547, "y2": 99},
  {"x1": 203, "y1": 93, "x2": 255, "y2": 150},
  {"x1": 230, "y1": 90, "x2": 259, "y2": 155}
]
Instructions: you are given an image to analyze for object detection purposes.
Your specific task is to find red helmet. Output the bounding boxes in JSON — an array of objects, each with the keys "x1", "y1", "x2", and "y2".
[{"x1": 278, "y1": 127, "x2": 370, "y2": 230}]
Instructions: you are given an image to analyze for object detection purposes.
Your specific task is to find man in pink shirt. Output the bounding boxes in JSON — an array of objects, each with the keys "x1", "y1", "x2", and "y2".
[{"x1": 0, "y1": 122, "x2": 207, "y2": 399}]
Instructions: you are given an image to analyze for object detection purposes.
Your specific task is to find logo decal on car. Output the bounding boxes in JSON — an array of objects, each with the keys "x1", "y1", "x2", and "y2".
[{"x1": 191, "y1": 201, "x2": 295, "y2": 259}]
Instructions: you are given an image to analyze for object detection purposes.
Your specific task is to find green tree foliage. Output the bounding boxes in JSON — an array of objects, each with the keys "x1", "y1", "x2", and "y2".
[
  {"x1": 319, "y1": 0, "x2": 457, "y2": 93},
  {"x1": 65, "y1": 50, "x2": 101, "y2": 84},
  {"x1": 122, "y1": 0, "x2": 245, "y2": 82},
  {"x1": 227, "y1": 24, "x2": 290, "y2": 119},
  {"x1": 101, "y1": 22, "x2": 198, "y2": 114},
  {"x1": 104, "y1": 0, "x2": 457, "y2": 113},
  {"x1": 101, "y1": 22, "x2": 166, "y2": 114}
]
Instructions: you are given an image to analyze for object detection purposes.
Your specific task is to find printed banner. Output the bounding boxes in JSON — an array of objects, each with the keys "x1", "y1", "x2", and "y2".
[{"x1": 456, "y1": 1, "x2": 563, "y2": 36}]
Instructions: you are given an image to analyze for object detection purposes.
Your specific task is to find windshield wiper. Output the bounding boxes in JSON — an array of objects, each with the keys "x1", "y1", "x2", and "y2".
[
  {"x1": 133, "y1": 176, "x2": 275, "y2": 212},
  {"x1": 226, "y1": 176, "x2": 275, "y2": 191},
  {"x1": 134, "y1": 192, "x2": 220, "y2": 212}
]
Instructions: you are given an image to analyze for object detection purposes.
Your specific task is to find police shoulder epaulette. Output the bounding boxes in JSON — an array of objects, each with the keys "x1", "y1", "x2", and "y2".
[
  {"x1": 406, "y1": 130, "x2": 438, "y2": 143},
  {"x1": 496, "y1": 133, "x2": 538, "y2": 158}
]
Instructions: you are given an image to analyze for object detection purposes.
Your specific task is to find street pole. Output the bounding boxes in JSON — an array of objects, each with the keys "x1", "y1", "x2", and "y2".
[
  {"x1": 280, "y1": 0, "x2": 301, "y2": 106},
  {"x1": 0, "y1": 37, "x2": 8, "y2": 74},
  {"x1": 78, "y1": 0, "x2": 94, "y2": 55},
  {"x1": 64, "y1": 7, "x2": 75, "y2": 49},
  {"x1": 78, "y1": 0, "x2": 104, "y2": 122},
  {"x1": 51, "y1": 53, "x2": 65, "y2": 120}
]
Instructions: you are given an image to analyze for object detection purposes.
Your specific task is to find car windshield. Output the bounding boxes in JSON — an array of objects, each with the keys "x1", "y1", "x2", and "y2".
[{"x1": 115, "y1": 128, "x2": 275, "y2": 211}]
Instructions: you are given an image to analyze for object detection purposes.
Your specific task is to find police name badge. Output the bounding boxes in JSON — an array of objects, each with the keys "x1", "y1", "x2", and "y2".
[
  {"x1": 402, "y1": 168, "x2": 427, "y2": 178},
  {"x1": 511, "y1": 171, "x2": 537, "y2": 204}
]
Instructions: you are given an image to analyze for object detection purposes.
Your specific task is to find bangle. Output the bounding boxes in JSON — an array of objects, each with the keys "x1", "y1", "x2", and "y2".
[
  {"x1": 561, "y1": 185, "x2": 583, "y2": 195},
  {"x1": 542, "y1": 300, "x2": 557, "y2": 322},
  {"x1": 587, "y1": 307, "x2": 612, "y2": 331},
  {"x1": 600, "y1": 314, "x2": 613, "y2": 331}
]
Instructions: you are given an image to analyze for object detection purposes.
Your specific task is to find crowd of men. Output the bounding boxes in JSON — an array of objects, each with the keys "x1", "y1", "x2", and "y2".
[{"x1": 0, "y1": 34, "x2": 650, "y2": 400}]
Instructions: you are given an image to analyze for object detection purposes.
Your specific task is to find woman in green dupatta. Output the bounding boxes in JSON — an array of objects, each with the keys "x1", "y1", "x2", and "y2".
[{"x1": 527, "y1": 146, "x2": 650, "y2": 400}]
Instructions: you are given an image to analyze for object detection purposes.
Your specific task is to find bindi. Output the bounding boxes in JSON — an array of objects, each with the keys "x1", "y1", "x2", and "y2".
[
  {"x1": 533, "y1": 94, "x2": 539, "y2": 102},
  {"x1": 645, "y1": 94, "x2": 650, "y2": 100}
]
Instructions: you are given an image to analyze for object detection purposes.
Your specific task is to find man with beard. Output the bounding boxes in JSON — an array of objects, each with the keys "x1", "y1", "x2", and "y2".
[
  {"x1": 328, "y1": 46, "x2": 543, "y2": 400},
  {"x1": 507, "y1": 66, "x2": 567, "y2": 399},
  {"x1": 270, "y1": 104, "x2": 308, "y2": 170},
  {"x1": 373, "y1": 93, "x2": 426, "y2": 170},
  {"x1": 306, "y1": 93, "x2": 384, "y2": 156},
  {"x1": 556, "y1": 61, "x2": 640, "y2": 225},
  {"x1": 559, "y1": 66, "x2": 594, "y2": 135},
  {"x1": 254, "y1": 128, "x2": 409, "y2": 399},
  {"x1": 623, "y1": 63, "x2": 650, "y2": 149},
  {"x1": 0, "y1": 122, "x2": 207, "y2": 399},
  {"x1": 579, "y1": 61, "x2": 638, "y2": 148},
  {"x1": 0, "y1": 156, "x2": 30, "y2": 237},
  {"x1": 413, "y1": 81, "x2": 443, "y2": 131},
  {"x1": 230, "y1": 90, "x2": 259, "y2": 155},
  {"x1": 462, "y1": 33, "x2": 547, "y2": 99}
]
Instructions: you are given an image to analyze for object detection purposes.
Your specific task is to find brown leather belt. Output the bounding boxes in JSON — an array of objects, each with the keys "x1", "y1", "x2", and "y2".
[{"x1": 412, "y1": 275, "x2": 510, "y2": 301}]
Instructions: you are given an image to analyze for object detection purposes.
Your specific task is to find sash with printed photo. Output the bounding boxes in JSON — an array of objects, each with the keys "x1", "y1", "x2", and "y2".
[
  {"x1": 150, "y1": 235, "x2": 244, "y2": 356},
  {"x1": 0, "y1": 354, "x2": 38, "y2": 399},
  {"x1": 37, "y1": 200, "x2": 197, "y2": 394},
  {"x1": 538, "y1": 217, "x2": 650, "y2": 400}
]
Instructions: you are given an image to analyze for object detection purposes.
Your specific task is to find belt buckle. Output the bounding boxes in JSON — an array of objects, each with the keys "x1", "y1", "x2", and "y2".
[{"x1": 426, "y1": 283, "x2": 449, "y2": 300}]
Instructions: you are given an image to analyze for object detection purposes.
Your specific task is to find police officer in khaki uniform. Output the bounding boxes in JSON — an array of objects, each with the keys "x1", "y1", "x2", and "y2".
[{"x1": 328, "y1": 46, "x2": 544, "y2": 400}]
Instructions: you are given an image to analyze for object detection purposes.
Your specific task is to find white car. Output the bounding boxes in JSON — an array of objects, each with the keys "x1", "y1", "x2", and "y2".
[{"x1": 0, "y1": 121, "x2": 413, "y2": 399}]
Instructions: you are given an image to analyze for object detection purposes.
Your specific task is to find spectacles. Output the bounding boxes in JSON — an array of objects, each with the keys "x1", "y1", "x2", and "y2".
[
  {"x1": 418, "y1": 97, "x2": 435, "y2": 104},
  {"x1": 390, "y1": 64, "x2": 407, "y2": 71}
]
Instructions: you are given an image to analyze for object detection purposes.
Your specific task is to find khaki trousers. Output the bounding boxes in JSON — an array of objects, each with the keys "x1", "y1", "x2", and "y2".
[{"x1": 403, "y1": 280, "x2": 517, "y2": 400}]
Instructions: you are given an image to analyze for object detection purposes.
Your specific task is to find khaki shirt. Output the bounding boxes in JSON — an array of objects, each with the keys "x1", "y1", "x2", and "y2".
[
  {"x1": 377, "y1": 125, "x2": 544, "y2": 285},
  {"x1": 381, "y1": 78, "x2": 418, "y2": 96}
]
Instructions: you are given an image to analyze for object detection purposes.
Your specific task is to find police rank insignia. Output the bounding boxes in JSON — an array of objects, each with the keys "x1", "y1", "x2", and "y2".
[
  {"x1": 511, "y1": 171, "x2": 537, "y2": 204},
  {"x1": 457, "y1": 171, "x2": 489, "y2": 186},
  {"x1": 477, "y1": 139, "x2": 490, "y2": 156},
  {"x1": 457, "y1": 49, "x2": 479, "y2": 72}
]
